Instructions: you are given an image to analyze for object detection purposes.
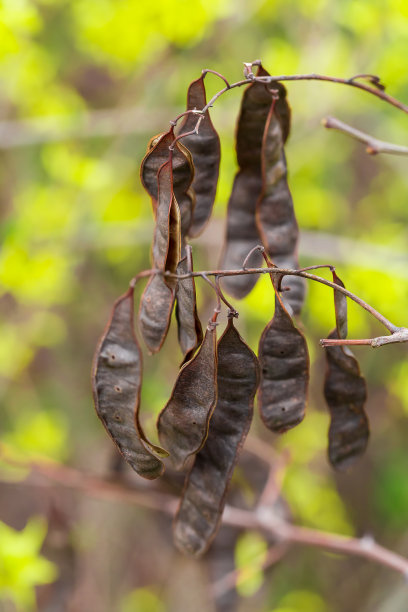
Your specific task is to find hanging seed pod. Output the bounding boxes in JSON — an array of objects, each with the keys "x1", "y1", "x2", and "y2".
[
  {"x1": 157, "y1": 322, "x2": 218, "y2": 470},
  {"x1": 324, "y1": 271, "x2": 369, "y2": 470},
  {"x1": 178, "y1": 74, "x2": 221, "y2": 237},
  {"x1": 219, "y1": 64, "x2": 274, "y2": 299},
  {"x1": 92, "y1": 288, "x2": 166, "y2": 480},
  {"x1": 174, "y1": 317, "x2": 259, "y2": 556},
  {"x1": 175, "y1": 250, "x2": 203, "y2": 363},
  {"x1": 139, "y1": 161, "x2": 181, "y2": 353},
  {"x1": 258, "y1": 280, "x2": 309, "y2": 432},
  {"x1": 256, "y1": 97, "x2": 305, "y2": 315},
  {"x1": 140, "y1": 128, "x2": 195, "y2": 241}
]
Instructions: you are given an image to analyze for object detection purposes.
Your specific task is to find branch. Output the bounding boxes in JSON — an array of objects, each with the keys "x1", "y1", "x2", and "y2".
[
  {"x1": 134, "y1": 262, "x2": 401, "y2": 334},
  {"x1": 6, "y1": 457, "x2": 408, "y2": 579},
  {"x1": 322, "y1": 116, "x2": 408, "y2": 156},
  {"x1": 320, "y1": 327, "x2": 408, "y2": 348}
]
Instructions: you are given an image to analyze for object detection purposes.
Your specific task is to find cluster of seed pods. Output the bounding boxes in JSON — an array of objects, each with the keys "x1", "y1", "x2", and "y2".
[{"x1": 92, "y1": 65, "x2": 369, "y2": 556}]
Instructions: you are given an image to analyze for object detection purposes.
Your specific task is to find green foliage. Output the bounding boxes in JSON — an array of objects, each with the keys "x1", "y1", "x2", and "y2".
[{"x1": 0, "y1": 517, "x2": 57, "y2": 611}]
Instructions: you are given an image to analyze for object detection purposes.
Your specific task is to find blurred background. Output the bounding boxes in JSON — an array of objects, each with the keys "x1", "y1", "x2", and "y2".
[{"x1": 1, "y1": 0, "x2": 408, "y2": 610}]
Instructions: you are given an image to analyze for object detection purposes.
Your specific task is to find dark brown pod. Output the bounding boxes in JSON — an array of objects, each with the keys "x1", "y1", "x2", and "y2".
[
  {"x1": 324, "y1": 330, "x2": 369, "y2": 470},
  {"x1": 220, "y1": 64, "x2": 274, "y2": 299},
  {"x1": 138, "y1": 275, "x2": 175, "y2": 354},
  {"x1": 140, "y1": 128, "x2": 195, "y2": 240},
  {"x1": 175, "y1": 254, "x2": 203, "y2": 362},
  {"x1": 92, "y1": 288, "x2": 165, "y2": 480},
  {"x1": 174, "y1": 318, "x2": 259, "y2": 556},
  {"x1": 157, "y1": 323, "x2": 218, "y2": 470},
  {"x1": 178, "y1": 75, "x2": 221, "y2": 237},
  {"x1": 258, "y1": 287, "x2": 309, "y2": 432},
  {"x1": 256, "y1": 99, "x2": 304, "y2": 315},
  {"x1": 138, "y1": 161, "x2": 180, "y2": 353},
  {"x1": 324, "y1": 272, "x2": 368, "y2": 470}
]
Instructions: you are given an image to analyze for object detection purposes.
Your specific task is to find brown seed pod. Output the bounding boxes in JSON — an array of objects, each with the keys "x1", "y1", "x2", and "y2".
[
  {"x1": 324, "y1": 272, "x2": 369, "y2": 470},
  {"x1": 219, "y1": 64, "x2": 274, "y2": 299},
  {"x1": 178, "y1": 74, "x2": 221, "y2": 237},
  {"x1": 157, "y1": 322, "x2": 218, "y2": 471},
  {"x1": 174, "y1": 317, "x2": 259, "y2": 556},
  {"x1": 175, "y1": 252, "x2": 203, "y2": 362},
  {"x1": 258, "y1": 283, "x2": 309, "y2": 432},
  {"x1": 138, "y1": 161, "x2": 180, "y2": 353},
  {"x1": 256, "y1": 100, "x2": 305, "y2": 315},
  {"x1": 92, "y1": 288, "x2": 166, "y2": 480},
  {"x1": 140, "y1": 128, "x2": 195, "y2": 240}
]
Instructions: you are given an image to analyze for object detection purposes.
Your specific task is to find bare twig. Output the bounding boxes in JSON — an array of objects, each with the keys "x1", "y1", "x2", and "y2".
[
  {"x1": 162, "y1": 264, "x2": 400, "y2": 334},
  {"x1": 321, "y1": 327, "x2": 408, "y2": 348},
  {"x1": 6, "y1": 457, "x2": 408, "y2": 578},
  {"x1": 323, "y1": 116, "x2": 408, "y2": 156}
]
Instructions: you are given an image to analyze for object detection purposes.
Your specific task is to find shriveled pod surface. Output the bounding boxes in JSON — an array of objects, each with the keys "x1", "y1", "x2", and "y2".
[
  {"x1": 258, "y1": 282, "x2": 309, "y2": 432},
  {"x1": 140, "y1": 128, "x2": 195, "y2": 240},
  {"x1": 178, "y1": 74, "x2": 221, "y2": 237},
  {"x1": 174, "y1": 317, "x2": 259, "y2": 556},
  {"x1": 324, "y1": 271, "x2": 369, "y2": 470},
  {"x1": 257, "y1": 100, "x2": 305, "y2": 315},
  {"x1": 175, "y1": 251, "x2": 203, "y2": 363},
  {"x1": 219, "y1": 64, "x2": 274, "y2": 299},
  {"x1": 138, "y1": 161, "x2": 180, "y2": 353},
  {"x1": 92, "y1": 288, "x2": 166, "y2": 480},
  {"x1": 157, "y1": 322, "x2": 218, "y2": 470}
]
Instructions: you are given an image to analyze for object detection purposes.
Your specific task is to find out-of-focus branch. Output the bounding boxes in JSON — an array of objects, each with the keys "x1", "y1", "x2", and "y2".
[
  {"x1": 3, "y1": 457, "x2": 408, "y2": 579},
  {"x1": 322, "y1": 116, "x2": 408, "y2": 155}
]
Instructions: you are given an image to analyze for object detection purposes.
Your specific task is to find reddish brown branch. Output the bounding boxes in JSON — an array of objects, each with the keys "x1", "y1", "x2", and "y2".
[{"x1": 3, "y1": 457, "x2": 408, "y2": 579}]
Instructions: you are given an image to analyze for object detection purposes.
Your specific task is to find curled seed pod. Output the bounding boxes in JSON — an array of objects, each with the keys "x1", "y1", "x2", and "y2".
[
  {"x1": 138, "y1": 275, "x2": 175, "y2": 354},
  {"x1": 258, "y1": 283, "x2": 309, "y2": 432},
  {"x1": 324, "y1": 273, "x2": 368, "y2": 470},
  {"x1": 256, "y1": 98, "x2": 305, "y2": 315},
  {"x1": 157, "y1": 322, "x2": 218, "y2": 470},
  {"x1": 140, "y1": 128, "x2": 195, "y2": 240},
  {"x1": 92, "y1": 288, "x2": 166, "y2": 480},
  {"x1": 219, "y1": 64, "x2": 273, "y2": 299},
  {"x1": 178, "y1": 74, "x2": 221, "y2": 237},
  {"x1": 324, "y1": 330, "x2": 369, "y2": 470},
  {"x1": 175, "y1": 254, "x2": 203, "y2": 363},
  {"x1": 174, "y1": 317, "x2": 259, "y2": 556},
  {"x1": 138, "y1": 161, "x2": 180, "y2": 353}
]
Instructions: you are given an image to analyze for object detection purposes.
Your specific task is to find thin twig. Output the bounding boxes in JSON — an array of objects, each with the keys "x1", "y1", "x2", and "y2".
[
  {"x1": 323, "y1": 116, "x2": 408, "y2": 156},
  {"x1": 163, "y1": 265, "x2": 400, "y2": 334},
  {"x1": 321, "y1": 328, "x2": 408, "y2": 348},
  {"x1": 8, "y1": 458, "x2": 408, "y2": 578}
]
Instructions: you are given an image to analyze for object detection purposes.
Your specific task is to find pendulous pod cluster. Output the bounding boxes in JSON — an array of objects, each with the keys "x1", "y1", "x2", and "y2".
[{"x1": 92, "y1": 64, "x2": 371, "y2": 556}]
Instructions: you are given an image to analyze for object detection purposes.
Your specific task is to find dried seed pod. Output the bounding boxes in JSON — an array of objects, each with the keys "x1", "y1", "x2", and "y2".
[
  {"x1": 256, "y1": 98, "x2": 305, "y2": 315},
  {"x1": 174, "y1": 317, "x2": 259, "y2": 556},
  {"x1": 140, "y1": 128, "x2": 195, "y2": 240},
  {"x1": 157, "y1": 323, "x2": 218, "y2": 470},
  {"x1": 138, "y1": 275, "x2": 175, "y2": 354},
  {"x1": 178, "y1": 75, "x2": 221, "y2": 237},
  {"x1": 219, "y1": 64, "x2": 274, "y2": 298},
  {"x1": 258, "y1": 284, "x2": 309, "y2": 432},
  {"x1": 92, "y1": 288, "x2": 165, "y2": 480},
  {"x1": 175, "y1": 253, "x2": 203, "y2": 362},
  {"x1": 138, "y1": 161, "x2": 180, "y2": 353},
  {"x1": 324, "y1": 272, "x2": 368, "y2": 470}
]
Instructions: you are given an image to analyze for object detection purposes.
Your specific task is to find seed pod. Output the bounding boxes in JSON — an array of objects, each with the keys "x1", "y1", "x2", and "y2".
[
  {"x1": 174, "y1": 317, "x2": 259, "y2": 556},
  {"x1": 175, "y1": 253, "x2": 203, "y2": 362},
  {"x1": 256, "y1": 97, "x2": 304, "y2": 315},
  {"x1": 258, "y1": 284, "x2": 309, "y2": 432},
  {"x1": 140, "y1": 128, "x2": 195, "y2": 240},
  {"x1": 92, "y1": 288, "x2": 166, "y2": 480},
  {"x1": 219, "y1": 64, "x2": 274, "y2": 298},
  {"x1": 157, "y1": 323, "x2": 218, "y2": 470},
  {"x1": 324, "y1": 273, "x2": 368, "y2": 470},
  {"x1": 178, "y1": 75, "x2": 221, "y2": 237},
  {"x1": 138, "y1": 161, "x2": 180, "y2": 353}
]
